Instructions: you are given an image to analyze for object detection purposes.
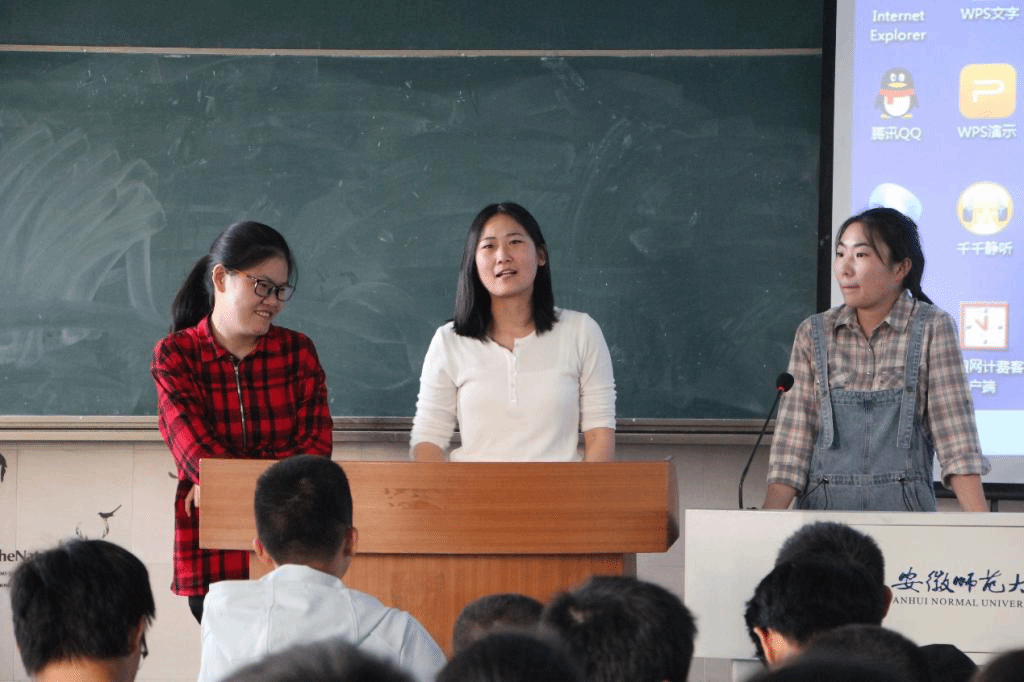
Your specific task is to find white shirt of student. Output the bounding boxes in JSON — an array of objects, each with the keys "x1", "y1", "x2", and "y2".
[
  {"x1": 411, "y1": 308, "x2": 616, "y2": 461},
  {"x1": 198, "y1": 564, "x2": 445, "y2": 682}
]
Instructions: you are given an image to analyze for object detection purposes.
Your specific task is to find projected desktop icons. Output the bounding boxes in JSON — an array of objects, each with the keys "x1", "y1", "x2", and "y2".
[
  {"x1": 877, "y1": 67, "x2": 919, "y2": 118},
  {"x1": 868, "y1": 183, "x2": 923, "y2": 221},
  {"x1": 871, "y1": 68, "x2": 923, "y2": 142},
  {"x1": 961, "y1": 302, "x2": 1009, "y2": 351},
  {"x1": 960, "y1": 64, "x2": 1017, "y2": 119},
  {"x1": 956, "y1": 182, "x2": 1013, "y2": 236}
]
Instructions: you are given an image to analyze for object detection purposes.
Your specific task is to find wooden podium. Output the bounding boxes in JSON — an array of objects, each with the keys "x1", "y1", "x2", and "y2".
[{"x1": 200, "y1": 459, "x2": 678, "y2": 653}]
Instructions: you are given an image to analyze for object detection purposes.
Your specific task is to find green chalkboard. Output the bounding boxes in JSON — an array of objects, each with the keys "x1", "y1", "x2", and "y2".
[
  {"x1": 0, "y1": 0, "x2": 824, "y2": 52},
  {"x1": 0, "y1": 51, "x2": 821, "y2": 418}
]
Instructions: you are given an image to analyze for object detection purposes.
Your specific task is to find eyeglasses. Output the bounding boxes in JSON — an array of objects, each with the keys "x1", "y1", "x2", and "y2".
[{"x1": 235, "y1": 272, "x2": 295, "y2": 302}]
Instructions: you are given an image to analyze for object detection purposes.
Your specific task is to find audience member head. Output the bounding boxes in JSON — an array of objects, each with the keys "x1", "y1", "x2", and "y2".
[
  {"x1": 744, "y1": 558, "x2": 885, "y2": 668},
  {"x1": 253, "y1": 455, "x2": 356, "y2": 575},
  {"x1": 10, "y1": 539, "x2": 155, "y2": 681},
  {"x1": 919, "y1": 644, "x2": 977, "y2": 682},
  {"x1": 774, "y1": 524, "x2": 975, "y2": 682},
  {"x1": 746, "y1": 657, "x2": 904, "y2": 682},
  {"x1": 776, "y1": 522, "x2": 885, "y2": 585},
  {"x1": 802, "y1": 624, "x2": 930, "y2": 682},
  {"x1": 453, "y1": 202, "x2": 555, "y2": 339},
  {"x1": 541, "y1": 575, "x2": 697, "y2": 682},
  {"x1": 971, "y1": 648, "x2": 1024, "y2": 682},
  {"x1": 221, "y1": 636, "x2": 413, "y2": 682},
  {"x1": 453, "y1": 593, "x2": 545, "y2": 655},
  {"x1": 438, "y1": 631, "x2": 583, "y2": 682},
  {"x1": 775, "y1": 521, "x2": 892, "y2": 616},
  {"x1": 171, "y1": 220, "x2": 296, "y2": 332}
]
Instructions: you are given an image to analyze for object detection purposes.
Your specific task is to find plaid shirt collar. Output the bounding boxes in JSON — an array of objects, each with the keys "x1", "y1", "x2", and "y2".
[
  {"x1": 195, "y1": 315, "x2": 283, "y2": 362},
  {"x1": 833, "y1": 293, "x2": 917, "y2": 335}
]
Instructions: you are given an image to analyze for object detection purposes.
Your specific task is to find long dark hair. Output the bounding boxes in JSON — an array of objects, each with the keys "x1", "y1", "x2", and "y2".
[
  {"x1": 452, "y1": 203, "x2": 557, "y2": 339},
  {"x1": 169, "y1": 221, "x2": 296, "y2": 332},
  {"x1": 838, "y1": 207, "x2": 932, "y2": 304}
]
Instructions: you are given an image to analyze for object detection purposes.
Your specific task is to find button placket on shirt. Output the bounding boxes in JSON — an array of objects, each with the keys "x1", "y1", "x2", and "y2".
[{"x1": 507, "y1": 342, "x2": 519, "y2": 408}]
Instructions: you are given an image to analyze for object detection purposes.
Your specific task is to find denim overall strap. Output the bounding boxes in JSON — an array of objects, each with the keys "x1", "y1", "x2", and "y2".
[
  {"x1": 810, "y1": 313, "x2": 834, "y2": 447},
  {"x1": 896, "y1": 302, "x2": 933, "y2": 449}
]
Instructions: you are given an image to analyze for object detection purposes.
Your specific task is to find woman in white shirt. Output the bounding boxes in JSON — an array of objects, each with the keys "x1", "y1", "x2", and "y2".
[{"x1": 411, "y1": 202, "x2": 616, "y2": 462}]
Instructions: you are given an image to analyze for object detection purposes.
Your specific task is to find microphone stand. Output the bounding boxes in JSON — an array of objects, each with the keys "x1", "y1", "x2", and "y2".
[{"x1": 738, "y1": 375, "x2": 792, "y2": 509}]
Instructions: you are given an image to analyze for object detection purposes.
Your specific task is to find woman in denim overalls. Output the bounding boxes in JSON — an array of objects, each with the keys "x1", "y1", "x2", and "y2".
[{"x1": 762, "y1": 208, "x2": 989, "y2": 512}]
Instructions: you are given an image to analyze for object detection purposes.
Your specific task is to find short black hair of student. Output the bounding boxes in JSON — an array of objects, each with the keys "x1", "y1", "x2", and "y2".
[
  {"x1": 775, "y1": 521, "x2": 886, "y2": 587},
  {"x1": 452, "y1": 593, "x2": 545, "y2": 655},
  {"x1": 919, "y1": 644, "x2": 977, "y2": 682},
  {"x1": 972, "y1": 648, "x2": 1024, "y2": 682},
  {"x1": 221, "y1": 636, "x2": 413, "y2": 682},
  {"x1": 541, "y1": 575, "x2": 697, "y2": 682},
  {"x1": 746, "y1": 657, "x2": 903, "y2": 682},
  {"x1": 10, "y1": 538, "x2": 155, "y2": 676},
  {"x1": 254, "y1": 455, "x2": 353, "y2": 566},
  {"x1": 452, "y1": 202, "x2": 556, "y2": 340},
  {"x1": 437, "y1": 631, "x2": 584, "y2": 682},
  {"x1": 744, "y1": 559, "x2": 885, "y2": 654},
  {"x1": 803, "y1": 624, "x2": 930, "y2": 682}
]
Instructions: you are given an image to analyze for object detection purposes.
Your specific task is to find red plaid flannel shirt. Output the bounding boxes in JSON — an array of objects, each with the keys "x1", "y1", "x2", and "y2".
[{"x1": 152, "y1": 317, "x2": 333, "y2": 596}]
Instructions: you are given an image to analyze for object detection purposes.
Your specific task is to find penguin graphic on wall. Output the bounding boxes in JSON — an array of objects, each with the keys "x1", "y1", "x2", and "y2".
[{"x1": 876, "y1": 67, "x2": 919, "y2": 119}]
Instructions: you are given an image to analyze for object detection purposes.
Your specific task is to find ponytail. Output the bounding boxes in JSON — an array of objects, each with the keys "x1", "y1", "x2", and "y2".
[
  {"x1": 170, "y1": 255, "x2": 213, "y2": 332},
  {"x1": 908, "y1": 283, "x2": 933, "y2": 305}
]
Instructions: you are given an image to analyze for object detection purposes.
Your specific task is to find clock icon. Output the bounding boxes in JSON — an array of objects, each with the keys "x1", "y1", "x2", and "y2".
[{"x1": 960, "y1": 302, "x2": 1009, "y2": 350}]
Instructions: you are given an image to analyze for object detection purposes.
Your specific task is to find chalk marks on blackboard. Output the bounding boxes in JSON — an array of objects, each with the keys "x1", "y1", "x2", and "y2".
[
  {"x1": 0, "y1": 116, "x2": 167, "y2": 412},
  {"x1": 0, "y1": 53, "x2": 820, "y2": 417},
  {"x1": 0, "y1": 120, "x2": 165, "y2": 362}
]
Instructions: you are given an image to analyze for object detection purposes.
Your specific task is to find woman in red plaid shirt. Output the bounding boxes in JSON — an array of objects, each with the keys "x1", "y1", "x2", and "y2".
[{"x1": 152, "y1": 221, "x2": 333, "y2": 623}]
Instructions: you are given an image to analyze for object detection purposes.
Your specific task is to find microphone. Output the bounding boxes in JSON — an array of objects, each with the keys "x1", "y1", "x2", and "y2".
[{"x1": 738, "y1": 372, "x2": 794, "y2": 509}]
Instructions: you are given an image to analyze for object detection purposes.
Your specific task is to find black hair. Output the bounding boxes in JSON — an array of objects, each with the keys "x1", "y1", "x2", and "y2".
[
  {"x1": 837, "y1": 207, "x2": 933, "y2": 304},
  {"x1": 437, "y1": 631, "x2": 583, "y2": 682},
  {"x1": 452, "y1": 203, "x2": 556, "y2": 339},
  {"x1": 222, "y1": 636, "x2": 413, "y2": 682},
  {"x1": 541, "y1": 575, "x2": 697, "y2": 682},
  {"x1": 10, "y1": 539, "x2": 155, "y2": 675},
  {"x1": 744, "y1": 559, "x2": 885, "y2": 659},
  {"x1": 170, "y1": 221, "x2": 296, "y2": 332},
  {"x1": 746, "y1": 657, "x2": 903, "y2": 682},
  {"x1": 452, "y1": 593, "x2": 545, "y2": 655},
  {"x1": 973, "y1": 648, "x2": 1024, "y2": 682},
  {"x1": 918, "y1": 644, "x2": 977, "y2": 682},
  {"x1": 776, "y1": 521, "x2": 886, "y2": 588},
  {"x1": 803, "y1": 624, "x2": 931, "y2": 682},
  {"x1": 254, "y1": 455, "x2": 353, "y2": 566}
]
